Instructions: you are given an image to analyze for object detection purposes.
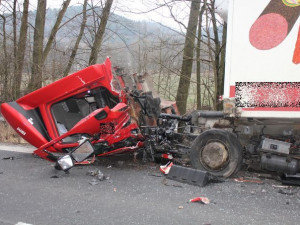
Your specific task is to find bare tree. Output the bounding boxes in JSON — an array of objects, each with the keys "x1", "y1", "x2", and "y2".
[
  {"x1": 208, "y1": 0, "x2": 226, "y2": 110},
  {"x1": 63, "y1": 0, "x2": 88, "y2": 76},
  {"x1": 42, "y1": 0, "x2": 71, "y2": 63},
  {"x1": 196, "y1": 0, "x2": 206, "y2": 110},
  {"x1": 0, "y1": 14, "x2": 8, "y2": 101},
  {"x1": 13, "y1": 0, "x2": 17, "y2": 70},
  {"x1": 28, "y1": 0, "x2": 73, "y2": 91},
  {"x1": 28, "y1": 0, "x2": 47, "y2": 92},
  {"x1": 88, "y1": 0, "x2": 113, "y2": 65},
  {"x1": 14, "y1": 0, "x2": 29, "y2": 98},
  {"x1": 175, "y1": 0, "x2": 200, "y2": 115}
]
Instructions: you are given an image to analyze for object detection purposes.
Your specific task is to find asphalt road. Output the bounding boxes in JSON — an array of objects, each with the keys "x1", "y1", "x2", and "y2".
[{"x1": 0, "y1": 143, "x2": 300, "y2": 225}]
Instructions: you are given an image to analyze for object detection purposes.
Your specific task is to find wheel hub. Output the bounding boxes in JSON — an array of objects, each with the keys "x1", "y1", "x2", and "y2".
[{"x1": 201, "y1": 142, "x2": 229, "y2": 170}]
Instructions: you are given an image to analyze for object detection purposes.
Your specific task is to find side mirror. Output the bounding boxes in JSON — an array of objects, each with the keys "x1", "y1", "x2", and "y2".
[
  {"x1": 56, "y1": 155, "x2": 74, "y2": 171},
  {"x1": 55, "y1": 140, "x2": 95, "y2": 171}
]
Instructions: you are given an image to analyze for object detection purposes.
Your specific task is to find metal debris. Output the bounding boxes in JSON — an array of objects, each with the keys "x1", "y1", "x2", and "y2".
[
  {"x1": 278, "y1": 189, "x2": 295, "y2": 195},
  {"x1": 2, "y1": 156, "x2": 14, "y2": 160},
  {"x1": 87, "y1": 169, "x2": 110, "y2": 182}
]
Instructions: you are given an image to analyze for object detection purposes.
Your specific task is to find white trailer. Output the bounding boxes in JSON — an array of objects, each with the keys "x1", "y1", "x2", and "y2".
[{"x1": 190, "y1": 0, "x2": 300, "y2": 178}]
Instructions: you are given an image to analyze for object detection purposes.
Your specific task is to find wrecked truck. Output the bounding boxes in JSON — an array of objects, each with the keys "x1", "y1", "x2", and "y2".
[
  {"x1": 2, "y1": 0, "x2": 300, "y2": 179},
  {"x1": 0, "y1": 57, "x2": 235, "y2": 176},
  {"x1": 0, "y1": 58, "x2": 191, "y2": 170},
  {"x1": 0, "y1": 58, "x2": 146, "y2": 161}
]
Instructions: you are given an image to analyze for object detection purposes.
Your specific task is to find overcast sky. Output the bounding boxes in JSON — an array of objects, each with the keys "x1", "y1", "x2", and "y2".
[
  {"x1": 1, "y1": 0, "x2": 226, "y2": 31},
  {"x1": 14, "y1": 0, "x2": 191, "y2": 30}
]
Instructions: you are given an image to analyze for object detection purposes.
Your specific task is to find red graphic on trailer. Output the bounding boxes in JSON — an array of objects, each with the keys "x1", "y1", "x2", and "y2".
[{"x1": 249, "y1": 0, "x2": 300, "y2": 64}]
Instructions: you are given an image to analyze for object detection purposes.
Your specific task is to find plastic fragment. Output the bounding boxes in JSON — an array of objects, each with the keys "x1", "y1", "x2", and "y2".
[
  {"x1": 234, "y1": 177, "x2": 263, "y2": 184},
  {"x1": 160, "y1": 161, "x2": 173, "y2": 175},
  {"x1": 189, "y1": 197, "x2": 210, "y2": 204},
  {"x1": 161, "y1": 154, "x2": 173, "y2": 160},
  {"x1": 178, "y1": 206, "x2": 184, "y2": 209}
]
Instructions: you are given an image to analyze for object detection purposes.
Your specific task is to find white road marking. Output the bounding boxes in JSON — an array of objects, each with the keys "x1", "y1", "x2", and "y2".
[{"x1": 16, "y1": 222, "x2": 33, "y2": 225}]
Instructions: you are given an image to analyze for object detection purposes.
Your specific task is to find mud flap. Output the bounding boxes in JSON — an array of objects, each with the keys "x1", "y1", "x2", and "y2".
[{"x1": 166, "y1": 165, "x2": 209, "y2": 187}]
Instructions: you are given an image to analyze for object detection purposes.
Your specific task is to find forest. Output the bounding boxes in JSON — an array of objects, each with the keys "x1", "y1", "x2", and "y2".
[{"x1": 0, "y1": 0, "x2": 227, "y2": 114}]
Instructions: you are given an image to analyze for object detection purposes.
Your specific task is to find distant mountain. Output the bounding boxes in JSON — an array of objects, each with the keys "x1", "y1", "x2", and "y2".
[{"x1": 35, "y1": 5, "x2": 179, "y2": 46}]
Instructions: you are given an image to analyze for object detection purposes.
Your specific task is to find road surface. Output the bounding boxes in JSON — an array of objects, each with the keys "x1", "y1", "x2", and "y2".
[{"x1": 0, "y1": 143, "x2": 300, "y2": 225}]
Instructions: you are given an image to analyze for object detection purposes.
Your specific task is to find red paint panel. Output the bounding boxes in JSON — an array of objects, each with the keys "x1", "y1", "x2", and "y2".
[
  {"x1": 293, "y1": 25, "x2": 300, "y2": 64},
  {"x1": 17, "y1": 58, "x2": 117, "y2": 110},
  {"x1": 229, "y1": 85, "x2": 235, "y2": 98},
  {"x1": 0, "y1": 103, "x2": 49, "y2": 148}
]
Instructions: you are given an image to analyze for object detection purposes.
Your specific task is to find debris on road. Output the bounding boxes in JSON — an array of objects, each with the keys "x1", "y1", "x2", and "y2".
[
  {"x1": 272, "y1": 185, "x2": 292, "y2": 188},
  {"x1": 234, "y1": 177, "x2": 264, "y2": 184},
  {"x1": 188, "y1": 197, "x2": 210, "y2": 204},
  {"x1": 87, "y1": 169, "x2": 110, "y2": 182},
  {"x1": 50, "y1": 175, "x2": 59, "y2": 179},
  {"x1": 2, "y1": 156, "x2": 14, "y2": 160},
  {"x1": 113, "y1": 188, "x2": 117, "y2": 192},
  {"x1": 160, "y1": 162, "x2": 173, "y2": 175},
  {"x1": 278, "y1": 189, "x2": 297, "y2": 196},
  {"x1": 178, "y1": 206, "x2": 184, "y2": 209}
]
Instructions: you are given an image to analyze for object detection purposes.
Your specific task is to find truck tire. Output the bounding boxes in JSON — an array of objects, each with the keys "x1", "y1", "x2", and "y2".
[{"x1": 190, "y1": 129, "x2": 242, "y2": 178}]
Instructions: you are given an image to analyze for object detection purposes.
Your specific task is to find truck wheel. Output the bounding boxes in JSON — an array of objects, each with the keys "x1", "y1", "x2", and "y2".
[{"x1": 190, "y1": 129, "x2": 242, "y2": 178}]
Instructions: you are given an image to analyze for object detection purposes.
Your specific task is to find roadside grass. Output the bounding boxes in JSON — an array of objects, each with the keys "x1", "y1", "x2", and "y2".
[{"x1": 0, "y1": 122, "x2": 27, "y2": 144}]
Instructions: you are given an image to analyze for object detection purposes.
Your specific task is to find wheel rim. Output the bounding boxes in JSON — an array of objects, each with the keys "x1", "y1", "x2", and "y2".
[{"x1": 200, "y1": 140, "x2": 229, "y2": 171}]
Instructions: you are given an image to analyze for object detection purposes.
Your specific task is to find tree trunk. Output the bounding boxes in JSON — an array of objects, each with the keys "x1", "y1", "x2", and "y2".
[
  {"x1": 42, "y1": 0, "x2": 71, "y2": 63},
  {"x1": 0, "y1": 14, "x2": 9, "y2": 101},
  {"x1": 63, "y1": 0, "x2": 88, "y2": 76},
  {"x1": 175, "y1": 0, "x2": 200, "y2": 115},
  {"x1": 218, "y1": 22, "x2": 227, "y2": 109},
  {"x1": 13, "y1": 0, "x2": 17, "y2": 72},
  {"x1": 88, "y1": 0, "x2": 113, "y2": 65},
  {"x1": 28, "y1": 0, "x2": 47, "y2": 92},
  {"x1": 196, "y1": 1, "x2": 206, "y2": 110},
  {"x1": 14, "y1": 0, "x2": 29, "y2": 99},
  {"x1": 210, "y1": 0, "x2": 222, "y2": 110}
]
